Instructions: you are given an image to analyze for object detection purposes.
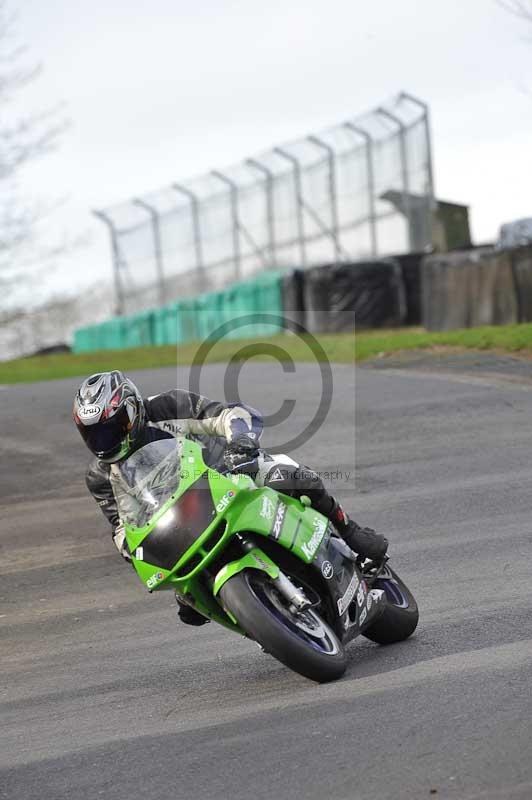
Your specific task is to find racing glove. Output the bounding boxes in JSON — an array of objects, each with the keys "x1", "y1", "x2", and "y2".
[
  {"x1": 223, "y1": 434, "x2": 260, "y2": 476},
  {"x1": 113, "y1": 524, "x2": 132, "y2": 563}
]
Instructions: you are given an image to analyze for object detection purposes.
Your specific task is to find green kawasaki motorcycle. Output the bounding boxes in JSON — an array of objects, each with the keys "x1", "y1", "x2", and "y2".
[{"x1": 111, "y1": 437, "x2": 419, "y2": 683}]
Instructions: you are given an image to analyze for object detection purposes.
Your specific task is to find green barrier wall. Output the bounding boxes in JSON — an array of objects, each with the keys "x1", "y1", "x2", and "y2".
[{"x1": 73, "y1": 271, "x2": 284, "y2": 353}]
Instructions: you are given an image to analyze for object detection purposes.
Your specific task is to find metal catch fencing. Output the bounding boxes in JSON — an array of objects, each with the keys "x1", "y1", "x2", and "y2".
[{"x1": 95, "y1": 92, "x2": 434, "y2": 315}]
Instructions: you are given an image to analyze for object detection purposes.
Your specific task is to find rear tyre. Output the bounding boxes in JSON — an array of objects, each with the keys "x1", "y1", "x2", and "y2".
[
  {"x1": 220, "y1": 569, "x2": 346, "y2": 683},
  {"x1": 362, "y1": 565, "x2": 419, "y2": 645}
]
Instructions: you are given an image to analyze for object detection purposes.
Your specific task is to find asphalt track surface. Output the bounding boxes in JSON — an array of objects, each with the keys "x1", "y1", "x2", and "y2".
[{"x1": 1, "y1": 359, "x2": 532, "y2": 800}]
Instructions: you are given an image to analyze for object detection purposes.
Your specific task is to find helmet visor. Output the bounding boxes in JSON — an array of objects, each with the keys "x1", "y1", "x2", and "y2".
[{"x1": 79, "y1": 406, "x2": 131, "y2": 461}]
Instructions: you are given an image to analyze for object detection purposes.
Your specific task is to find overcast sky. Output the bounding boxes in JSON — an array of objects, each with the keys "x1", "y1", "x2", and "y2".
[{"x1": 13, "y1": 0, "x2": 532, "y2": 307}]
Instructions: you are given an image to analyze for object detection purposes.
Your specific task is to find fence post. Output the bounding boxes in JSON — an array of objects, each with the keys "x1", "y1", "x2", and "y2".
[
  {"x1": 307, "y1": 134, "x2": 341, "y2": 262},
  {"x1": 246, "y1": 157, "x2": 276, "y2": 267},
  {"x1": 172, "y1": 183, "x2": 204, "y2": 276},
  {"x1": 377, "y1": 107, "x2": 413, "y2": 251},
  {"x1": 343, "y1": 122, "x2": 378, "y2": 258},
  {"x1": 132, "y1": 198, "x2": 166, "y2": 306},
  {"x1": 399, "y1": 92, "x2": 435, "y2": 249},
  {"x1": 93, "y1": 210, "x2": 124, "y2": 315},
  {"x1": 273, "y1": 146, "x2": 306, "y2": 268},
  {"x1": 211, "y1": 170, "x2": 241, "y2": 280}
]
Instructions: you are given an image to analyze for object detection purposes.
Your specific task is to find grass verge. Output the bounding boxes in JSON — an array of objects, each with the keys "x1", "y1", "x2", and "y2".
[{"x1": 3, "y1": 323, "x2": 532, "y2": 384}]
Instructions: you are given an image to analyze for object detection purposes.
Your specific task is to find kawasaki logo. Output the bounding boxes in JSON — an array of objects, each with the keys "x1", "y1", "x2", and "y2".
[{"x1": 301, "y1": 517, "x2": 327, "y2": 559}]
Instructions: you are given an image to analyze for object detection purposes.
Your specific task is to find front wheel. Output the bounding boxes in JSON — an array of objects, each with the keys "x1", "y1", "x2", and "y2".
[
  {"x1": 362, "y1": 565, "x2": 419, "y2": 645},
  {"x1": 219, "y1": 569, "x2": 346, "y2": 683}
]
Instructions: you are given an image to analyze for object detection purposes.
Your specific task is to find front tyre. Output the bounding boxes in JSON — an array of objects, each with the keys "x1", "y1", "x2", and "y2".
[
  {"x1": 220, "y1": 569, "x2": 346, "y2": 683},
  {"x1": 362, "y1": 565, "x2": 419, "y2": 645}
]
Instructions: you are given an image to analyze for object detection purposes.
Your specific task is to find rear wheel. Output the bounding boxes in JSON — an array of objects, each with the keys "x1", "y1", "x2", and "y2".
[
  {"x1": 362, "y1": 565, "x2": 419, "y2": 645},
  {"x1": 220, "y1": 569, "x2": 346, "y2": 683}
]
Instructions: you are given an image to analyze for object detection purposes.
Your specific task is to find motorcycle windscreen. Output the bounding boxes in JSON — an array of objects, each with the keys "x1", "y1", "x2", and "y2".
[
  {"x1": 111, "y1": 439, "x2": 181, "y2": 528},
  {"x1": 139, "y1": 472, "x2": 217, "y2": 570}
]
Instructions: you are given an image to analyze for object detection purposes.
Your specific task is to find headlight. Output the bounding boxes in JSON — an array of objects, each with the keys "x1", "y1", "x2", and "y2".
[{"x1": 156, "y1": 509, "x2": 176, "y2": 529}]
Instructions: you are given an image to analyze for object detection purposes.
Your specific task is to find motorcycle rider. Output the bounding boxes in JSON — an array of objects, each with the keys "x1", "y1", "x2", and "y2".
[{"x1": 73, "y1": 370, "x2": 388, "y2": 625}]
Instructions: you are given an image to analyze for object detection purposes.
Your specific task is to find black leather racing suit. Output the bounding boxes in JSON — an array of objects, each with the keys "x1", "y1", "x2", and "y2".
[{"x1": 86, "y1": 389, "x2": 336, "y2": 536}]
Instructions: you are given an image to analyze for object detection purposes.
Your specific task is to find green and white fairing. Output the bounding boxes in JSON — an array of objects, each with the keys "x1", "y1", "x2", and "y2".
[
  {"x1": 110, "y1": 438, "x2": 338, "y2": 627},
  {"x1": 110, "y1": 436, "x2": 418, "y2": 681}
]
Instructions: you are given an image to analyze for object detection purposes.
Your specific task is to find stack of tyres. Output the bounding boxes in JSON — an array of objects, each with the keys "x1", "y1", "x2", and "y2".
[
  {"x1": 281, "y1": 269, "x2": 306, "y2": 331},
  {"x1": 392, "y1": 253, "x2": 425, "y2": 326},
  {"x1": 422, "y1": 249, "x2": 518, "y2": 331},
  {"x1": 303, "y1": 260, "x2": 406, "y2": 333},
  {"x1": 510, "y1": 244, "x2": 532, "y2": 323}
]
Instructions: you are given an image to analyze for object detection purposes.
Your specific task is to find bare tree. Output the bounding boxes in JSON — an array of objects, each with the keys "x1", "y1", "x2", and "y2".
[{"x1": 0, "y1": 0, "x2": 66, "y2": 290}]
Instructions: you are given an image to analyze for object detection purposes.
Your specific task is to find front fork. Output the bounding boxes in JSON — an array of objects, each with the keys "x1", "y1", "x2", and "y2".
[
  {"x1": 237, "y1": 535, "x2": 311, "y2": 611},
  {"x1": 212, "y1": 534, "x2": 311, "y2": 612}
]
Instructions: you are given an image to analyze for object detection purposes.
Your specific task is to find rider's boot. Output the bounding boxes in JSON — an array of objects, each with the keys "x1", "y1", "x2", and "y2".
[
  {"x1": 175, "y1": 594, "x2": 210, "y2": 626},
  {"x1": 328, "y1": 500, "x2": 388, "y2": 562}
]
